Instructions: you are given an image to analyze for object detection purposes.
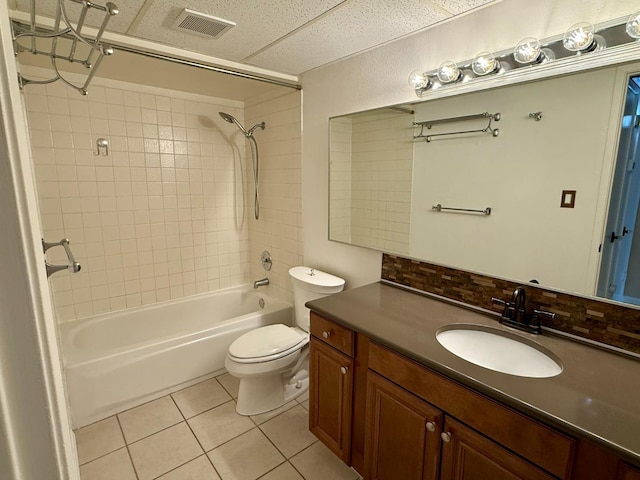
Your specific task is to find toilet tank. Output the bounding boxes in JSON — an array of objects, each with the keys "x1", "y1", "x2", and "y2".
[{"x1": 289, "y1": 266, "x2": 345, "y2": 332}]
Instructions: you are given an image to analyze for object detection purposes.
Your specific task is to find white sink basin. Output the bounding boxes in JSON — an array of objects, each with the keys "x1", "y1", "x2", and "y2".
[{"x1": 436, "y1": 324, "x2": 562, "y2": 378}]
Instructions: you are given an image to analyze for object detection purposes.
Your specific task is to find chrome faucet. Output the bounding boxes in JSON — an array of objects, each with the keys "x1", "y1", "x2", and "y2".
[{"x1": 253, "y1": 278, "x2": 269, "y2": 289}]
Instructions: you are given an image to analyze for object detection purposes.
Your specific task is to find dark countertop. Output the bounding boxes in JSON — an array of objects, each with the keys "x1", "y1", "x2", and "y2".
[{"x1": 306, "y1": 282, "x2": 640, "y2": 465}]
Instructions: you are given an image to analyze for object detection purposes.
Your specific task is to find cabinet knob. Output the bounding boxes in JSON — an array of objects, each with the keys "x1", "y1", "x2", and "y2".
[
  {"x1": 340, "y1": 366, "x2": 348, "y2": 375},
  {"x1": 322, "y1": 331, "x2": 331, "y2": 339},
  {"x1": 441, "y1": 432, "x2": 452, "y2": 443},
  {"x1": 426, "y1": 421, "x2": 436, "y2": 432}
]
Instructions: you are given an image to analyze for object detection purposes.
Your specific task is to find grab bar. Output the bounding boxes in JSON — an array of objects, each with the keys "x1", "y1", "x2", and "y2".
[
  {"x1": 42, "y1": 238, "x2": 81, "y2": 278},
  {"x1": 432, "y1": 204, "x2": 492, "y2": 215}
]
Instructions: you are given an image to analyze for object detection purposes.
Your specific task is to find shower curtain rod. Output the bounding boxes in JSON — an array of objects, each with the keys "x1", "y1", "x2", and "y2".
[{"x1": 112, "y1": 44, "x2": 302, "y2": 91}]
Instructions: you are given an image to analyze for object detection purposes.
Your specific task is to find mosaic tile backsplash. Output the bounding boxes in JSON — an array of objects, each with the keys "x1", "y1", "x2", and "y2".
[{"x1": 381, "y1": 254, "x2": 640, "y2": 355}]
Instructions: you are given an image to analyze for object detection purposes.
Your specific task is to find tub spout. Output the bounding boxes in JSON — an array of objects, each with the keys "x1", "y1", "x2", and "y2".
[{"x1": 253, "y1": 278, "x2": 269, "y2": 288}]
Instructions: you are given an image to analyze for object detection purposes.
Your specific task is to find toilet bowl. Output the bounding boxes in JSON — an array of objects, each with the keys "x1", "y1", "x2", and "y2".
[{"x1": 225, "y1": 266, "x2": 345, "y2": 415}]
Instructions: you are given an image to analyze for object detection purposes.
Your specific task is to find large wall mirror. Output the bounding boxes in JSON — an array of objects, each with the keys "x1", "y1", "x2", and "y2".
[{"x1": 329, "y1": 59, "x2": 640, "y2": 308}]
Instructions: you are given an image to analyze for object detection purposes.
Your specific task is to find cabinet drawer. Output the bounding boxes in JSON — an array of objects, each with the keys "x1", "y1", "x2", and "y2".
[
  {"x1": 310, "y1": 312, "x2": 354, "y2": 357},
  {"x1": 369, "y1": 341, "x2": 575, "y2": 479}
]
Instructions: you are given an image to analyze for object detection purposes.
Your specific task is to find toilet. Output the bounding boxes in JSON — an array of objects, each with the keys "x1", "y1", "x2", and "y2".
[{"x1": 225, "y1": 266, "x2": 345, "y2": 415}]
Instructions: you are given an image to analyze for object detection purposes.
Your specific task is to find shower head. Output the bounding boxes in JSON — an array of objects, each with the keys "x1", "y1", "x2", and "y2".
[
  {"x1": 219, "y1": 112, "x2": 266, "y2": 137},
  {"x1": 219, "y1": 111, "x2": 248, "y2": 136}
]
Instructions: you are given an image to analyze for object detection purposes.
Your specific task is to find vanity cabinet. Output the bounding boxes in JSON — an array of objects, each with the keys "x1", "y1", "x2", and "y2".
[
  {"x1": 308, "y1": 311, "x2": 639, "y2": 479},
  {"x1": 620, "y1": 465, "x2": 640, "y2": 480},
  {"x1": 366, "y1": 341, "x2": 571, "y2": 480},
  {"x1": 364, "y1": 371, "x2": 442, "y2": 480},
  {"x1": 439, "y1": 416, "x2": 556, "y2": 480},
  {"x1": 308, "y1": 313, "x2": 354, "y2": 463}
]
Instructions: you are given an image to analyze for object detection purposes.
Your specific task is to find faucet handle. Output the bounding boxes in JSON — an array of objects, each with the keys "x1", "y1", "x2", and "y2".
[
  {"x1": 533, "y1": 309, "x2": 556, "y2": 321},
  {"x1": 491, "y1": 297, "x2": 507, "y2": 307}
]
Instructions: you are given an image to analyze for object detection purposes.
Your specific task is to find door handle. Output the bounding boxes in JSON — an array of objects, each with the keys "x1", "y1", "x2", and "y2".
[{"x1": 610, "y1": 227, "x2": 630, "y2": 243}]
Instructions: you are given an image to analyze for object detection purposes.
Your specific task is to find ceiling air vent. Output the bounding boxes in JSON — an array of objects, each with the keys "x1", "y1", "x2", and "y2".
[{"x1": 172, "y1": 8, "x2": 235, "y2": 39}]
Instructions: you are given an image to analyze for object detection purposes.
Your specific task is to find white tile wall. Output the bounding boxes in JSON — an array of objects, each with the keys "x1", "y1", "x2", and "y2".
[
  {"x1": 330, "y1": 110, "x2": 413, "y2": 255},
  {"x1": 329, "y1": 118, "x2": 352, "y2": 244},
  {"x1": 21, "y1": 66, "x2": 257, "y2": 321},
  {"x1": 244, "y1": 90, "x2": 303, "y2": 304}
]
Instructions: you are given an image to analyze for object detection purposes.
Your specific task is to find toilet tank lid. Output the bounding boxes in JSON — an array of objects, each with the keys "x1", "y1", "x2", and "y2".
[{"x1": 289, "y1": 266, "x2": 345, "y2": 288}]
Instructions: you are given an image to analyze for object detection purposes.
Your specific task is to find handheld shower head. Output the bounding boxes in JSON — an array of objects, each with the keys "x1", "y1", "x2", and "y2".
[
  {"x1": 218, "y1": 111, "x2": 266, "y2": 220},
  {"x1": 219, "y1": 111, "x2": 248, "y2": 136}
]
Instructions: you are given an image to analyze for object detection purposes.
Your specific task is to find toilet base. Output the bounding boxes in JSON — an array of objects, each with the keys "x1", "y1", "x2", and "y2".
[{"x1": 235, "y1": 371, "x2": 309, "y2": 416}]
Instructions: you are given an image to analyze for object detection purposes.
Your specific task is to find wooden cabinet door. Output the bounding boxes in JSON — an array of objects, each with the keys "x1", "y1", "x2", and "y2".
[
  {"x1": 440, "y1": 417, "x2": 557, "y2": 480},
  {"x1": 309, "y1": 336, "x2": 354, "y2": 463},
  {"x1": 364, "y1": 371, "x2": 443, "y2": 480},
  {"x1": 620, "y1": 465, "x2": 640, "y2": 480}
]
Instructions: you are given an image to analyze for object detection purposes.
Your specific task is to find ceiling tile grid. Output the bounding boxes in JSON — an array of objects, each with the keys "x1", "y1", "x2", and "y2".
[
  {"x1": 430, "y1": 0, "x2": 496, "y2": 15},
  {"x1": 127, "y1": 0, "x2": 346, "y2": 62},
  {"x1": 11, "y1": 0, "x2": 503, "y2": 75},
  {"x1": 246, "y1": 0, "x2": 453, "y2": 74}
]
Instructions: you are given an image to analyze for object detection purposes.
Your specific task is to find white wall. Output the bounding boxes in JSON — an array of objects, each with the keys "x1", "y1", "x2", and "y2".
[
  {"x1": 408, "y1": 68, "x2": 616, "y2": 294},
  {"x1": 0, "y1": 2, "x2": 77, "y2": 478},
  {"x1": 301, "y1": 0, "x2": 635, "y2": 289}
]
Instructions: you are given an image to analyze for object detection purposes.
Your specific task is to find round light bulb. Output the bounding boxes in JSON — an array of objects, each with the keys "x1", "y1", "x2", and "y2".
[
  {"x1": 436, "y1": 61, "x2": 461, "y2": 84},
  {"x1": 472, "y1": 52, "x2": 498, "y2": 76},
  {"x1": 408, "y1": 69, "x2": 430, "y2": 91},
  {"x1": 626, "y1": 11, "x2": 640, "y2": 39},
  {"x1": 563, "y1": 22, "x2": 595, "y2": 52},
  {"x1": 513, "y1": 37, "x2": 541, "y2": 64}
]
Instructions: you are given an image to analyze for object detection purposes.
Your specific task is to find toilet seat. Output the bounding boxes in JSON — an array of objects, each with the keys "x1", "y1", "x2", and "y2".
[{"x1": 228, "y1": 324, "x2": 309, "y2": 364}]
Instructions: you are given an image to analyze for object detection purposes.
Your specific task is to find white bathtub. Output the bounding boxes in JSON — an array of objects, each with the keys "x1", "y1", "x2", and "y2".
[{"x1": 60, "y1": 286, "x2": 293, "y2": 428}]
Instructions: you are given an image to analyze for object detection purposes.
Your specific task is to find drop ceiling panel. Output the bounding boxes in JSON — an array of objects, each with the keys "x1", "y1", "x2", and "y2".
[
  {"x1": 128, "y1": 0, "x2": 346, "y2": 63},
  {"x1": 14, "y1": 0, "x2": 147, "y2": 33},
  {"x1": 430, "y1": 0, "x2": 496, "y2": 15},
  {"x1": 246, "y1": 0, "x2": 452, "y2": 74}
]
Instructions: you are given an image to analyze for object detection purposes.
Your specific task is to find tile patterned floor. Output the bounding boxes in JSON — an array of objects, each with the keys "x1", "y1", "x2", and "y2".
[{"x1": 75, "y1": 373, "x2": 361, "y2": 480}]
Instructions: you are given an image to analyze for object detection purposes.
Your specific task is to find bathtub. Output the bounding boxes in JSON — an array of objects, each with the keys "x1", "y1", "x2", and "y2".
[{"x1": 60, "y1": 286, "x2": 293, "y2": 428}]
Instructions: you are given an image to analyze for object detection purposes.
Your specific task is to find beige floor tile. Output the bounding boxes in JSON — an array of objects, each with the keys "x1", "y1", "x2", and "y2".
[
  {"x1": 118, "y1": 396, "x2": 184, "y2": 444},
  {"x1": 208, "y1": 428, "x2": 284, "y2": 480},
  {"x1": 157, "y1": 455, "x2": 221, "y2": 480},
  {"x1": 299, "y1": 399, "x2": 309, "y2": 411},
  {"x1": 188, "y1": 401, "x2": 254, "y2": 451},
  {"x1": 260, "y1": 405, "x2": 316, "y2": 458},
  {"x1": 172, "y1": 378, "x2": 232, "y2": 419},
  {"x1": 216, "y1": 373, "x2": 239, "y2": 398},
  {"x1": 128, "y1": 423, "x2": 203, "y2": 480},
  {"x1": 79, "y1": 448, "x2": 137, "y2": 480},
  {"x1": 74, "y1": 416, "x2": 125, "y2": 465},
  {"x1": 258, "y1": 462, "x2": 304, "y2": 480},
  {"x1": 290, "y1": 442, "x2": 360, "y2": 480},
  {"x1": 250, "y1": 400, "x2": 297, "y2": 425}
]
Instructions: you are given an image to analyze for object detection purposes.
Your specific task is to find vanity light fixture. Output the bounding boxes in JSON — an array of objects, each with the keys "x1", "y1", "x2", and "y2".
[
  {"x1": 626, "y1": 11, "x2": 640, "y2": 39},
  {"x1": 437, "y1": 60, "x2": 463, "y2": 84},
  {"x1": 471, "y1": 51, "x2": 500, "y2": 76},
  {"x1": 408, "y1": 69, "x2": 432, "y2": 96},
  {"x1": 407, "y1": 11, "x2": 640, "y2": 97},
  {"x1": 562, "y1": 22, "x2": 605, "y2": 53},
  {"x1": 513, "y1": 37, "x2": 555, "y2": 64}
]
